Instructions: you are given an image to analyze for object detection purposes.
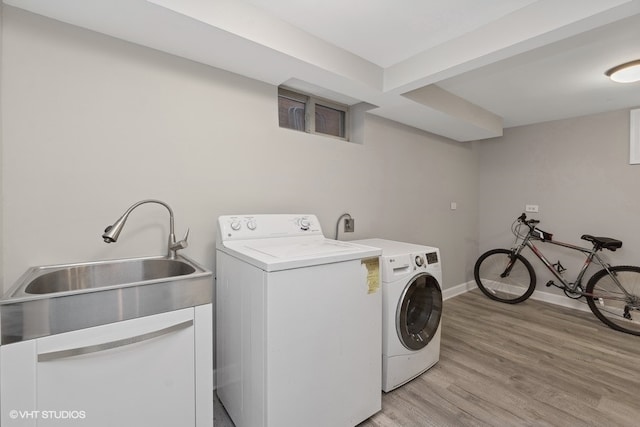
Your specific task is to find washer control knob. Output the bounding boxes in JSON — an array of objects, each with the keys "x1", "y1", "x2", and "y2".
[
  {"x1": 246, "y1": 220, "x2": 257, "y2": 230},
  {"x1": 299, "y1": 218, "x2": 311, "y2": 230},
  {"x1": 415, "y1": 255, "x2": 425, "y2": 267},
  {"x1": 230, "y1": 220, "x2": 241, "y2": 231}
]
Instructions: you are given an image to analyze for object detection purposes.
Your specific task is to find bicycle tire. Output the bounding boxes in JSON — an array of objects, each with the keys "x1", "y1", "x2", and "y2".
[
  {"x1": 585, "y1": 265, "x2": 640, "y2": 336},
  {"x1": 474, "y1": 249, "x2": 536, "y2": 303}
]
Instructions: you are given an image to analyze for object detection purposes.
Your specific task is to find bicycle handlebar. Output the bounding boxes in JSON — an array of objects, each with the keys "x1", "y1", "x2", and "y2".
[
  {"x1": 515, "y1": 212, "x2": 552, "y2": 242},
  {"x1": 518, "y1": 212, "x2": 539, "y2": 226}
]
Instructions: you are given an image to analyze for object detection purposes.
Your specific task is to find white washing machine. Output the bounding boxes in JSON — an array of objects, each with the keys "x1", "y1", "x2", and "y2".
[
  {"x1": 216, "y1": 214, "x2": 382, "y2": 427},
  {"x1": 353, "y1": 239, "x2": 443, "y2": 392}
]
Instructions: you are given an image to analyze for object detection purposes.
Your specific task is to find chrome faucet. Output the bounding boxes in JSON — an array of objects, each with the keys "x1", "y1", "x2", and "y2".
[{"x1": 102, "y1": 199, "x2": 189, "y2": 259}]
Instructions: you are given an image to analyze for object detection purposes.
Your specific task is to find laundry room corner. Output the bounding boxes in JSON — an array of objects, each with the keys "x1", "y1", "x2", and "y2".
[{"x1": 4, "y1": 2, "x2": 640, "y2": 426}]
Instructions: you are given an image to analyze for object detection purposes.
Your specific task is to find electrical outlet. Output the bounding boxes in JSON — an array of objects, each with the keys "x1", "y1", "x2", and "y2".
[
  {"x1": 525, "y1": 204, "x2": 539, "y2": 213},
  {"x1": 344, "y1": 218, "x2": 355, "y2": 233}
]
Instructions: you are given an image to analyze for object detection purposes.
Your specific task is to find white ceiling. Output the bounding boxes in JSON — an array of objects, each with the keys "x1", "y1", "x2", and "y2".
[
  {"x1": 242, "y1": 0, "x2": 539, "y2": 68},
  {"x1": 4, "y1": 0, "x2": 640, "y2": 141}
]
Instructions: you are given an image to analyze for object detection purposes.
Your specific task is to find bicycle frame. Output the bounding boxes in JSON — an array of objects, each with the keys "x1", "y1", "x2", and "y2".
[{"x1": 511, "y1": 227, "x2": 610, "y2": 294}]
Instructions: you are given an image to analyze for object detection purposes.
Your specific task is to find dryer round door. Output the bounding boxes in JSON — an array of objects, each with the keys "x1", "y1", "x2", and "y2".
[{"x1": 396, "y1": 272, "x2": 443, "y2": 351}]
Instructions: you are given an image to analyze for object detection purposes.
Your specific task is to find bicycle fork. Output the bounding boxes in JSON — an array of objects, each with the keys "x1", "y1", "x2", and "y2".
[{"x1": 500, "y1": 246, "x2": 525, "y2": 278}]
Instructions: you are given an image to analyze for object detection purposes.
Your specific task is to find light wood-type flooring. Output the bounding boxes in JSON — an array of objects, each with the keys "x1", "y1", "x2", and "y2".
[{"x1": 215, "y1": 290, "x2": 640, "y2": 426}]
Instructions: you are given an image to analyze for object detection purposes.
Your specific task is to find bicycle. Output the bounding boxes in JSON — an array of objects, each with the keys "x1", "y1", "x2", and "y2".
[{"x1": 473, "y1": 213, "x2": 640, "y2": 336}]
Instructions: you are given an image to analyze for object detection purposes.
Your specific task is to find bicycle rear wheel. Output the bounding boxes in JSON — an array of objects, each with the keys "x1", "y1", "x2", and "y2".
[
  {"x1": 586, "y1": 265, "x2": 640, "y2": 336},
  {"x1": 474, "y1": 249, "x2": 536, "y2": 303}
]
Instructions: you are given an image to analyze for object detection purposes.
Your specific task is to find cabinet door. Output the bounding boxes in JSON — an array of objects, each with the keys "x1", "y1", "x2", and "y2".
[
  {"x1": 1, "y1": 339, "x2": 37, "y2": 427},
  {"x1": 36, "y1": 308, "x2": 195, "y2": 427}
]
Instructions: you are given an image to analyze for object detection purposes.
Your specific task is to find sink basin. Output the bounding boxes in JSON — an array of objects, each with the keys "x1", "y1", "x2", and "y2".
[
  {"x1": 0, "y1": 255, "x2": 213, "y2": 345},
  {"x1": 23, "y1": 258, "x2": 196, "y2": 295}
]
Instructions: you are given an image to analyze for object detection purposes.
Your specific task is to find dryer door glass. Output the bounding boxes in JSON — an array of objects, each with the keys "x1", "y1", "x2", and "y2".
[{"x1": 396, "y1": 273, "x2": 443, "y2": 351}]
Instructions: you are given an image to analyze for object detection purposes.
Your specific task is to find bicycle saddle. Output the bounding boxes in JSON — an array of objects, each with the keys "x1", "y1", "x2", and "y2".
[{"x1": 581, "y1": 234, "x2": 623, "y2": 251}]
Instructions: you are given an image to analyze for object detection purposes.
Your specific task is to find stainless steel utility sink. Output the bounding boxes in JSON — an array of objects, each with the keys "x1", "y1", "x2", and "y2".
[
  {"x1": 0, "y1": 255, "x2": 213, "y2": 345},
  {"x1": 22, "y1": 258, "x2": 196, "y2": 295}
]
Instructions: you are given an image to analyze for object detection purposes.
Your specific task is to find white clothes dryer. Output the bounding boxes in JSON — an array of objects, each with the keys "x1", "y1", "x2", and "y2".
[
  {"x1": 216, "y1": 215, "x2": 382, "y2": 427},
  {"x1": 353, "y1": 239, "x2": 443, "y2": 392}
]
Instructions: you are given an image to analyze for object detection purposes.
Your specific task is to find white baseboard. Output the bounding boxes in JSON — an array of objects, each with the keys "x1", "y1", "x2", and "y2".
[
  {"x1": 443, "y1": 281, "x2": 477, "y2": 300},
  {"x1": 529, "y1": 289, "x2": 591, "y2": 312},
  {"x1": 446, "y1": 281, "x2": 591, "y2": 312}
]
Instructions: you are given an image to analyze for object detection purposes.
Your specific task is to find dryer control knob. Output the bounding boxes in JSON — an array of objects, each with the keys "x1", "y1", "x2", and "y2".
[
  {"x1": 246, "y1": 220, "x2": 257, "y2": 230},
  {"x1": 230, "y1": 220, "x2": 241, "y2": 231},
  {"x1": 415, "y1": 255, "x2": 425, "y2": 267},
  {"x1": 299, "y1": 218, "x2": 311, "y2": 230}
]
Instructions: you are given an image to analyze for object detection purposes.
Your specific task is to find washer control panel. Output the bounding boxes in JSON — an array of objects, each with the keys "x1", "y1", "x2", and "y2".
[
  {"x1": 218, "y1": 214, "x2": 323, "y2": 241},
  {"x1": 425, "y1": 251, "x2": 439, "y2": 265},
  {"x1": 413, "y1": 251, "x2": 440, "y2": 269}
]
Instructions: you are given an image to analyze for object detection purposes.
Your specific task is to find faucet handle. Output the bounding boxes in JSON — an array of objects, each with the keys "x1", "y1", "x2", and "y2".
[{"x1": 171, "y1": 228, "x2": 189, "y2": 251}]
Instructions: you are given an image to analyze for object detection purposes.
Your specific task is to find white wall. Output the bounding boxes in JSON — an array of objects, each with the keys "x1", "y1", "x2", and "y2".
[
  {"x1": 0, "y1": 4, "x2": 4, "y2": 292},
  {"x1": 477, "y1": 109, "x2": 640, "y2": 300},
  {"x1": 0, "y1": 7, "x2": 479, "y2": 292}
]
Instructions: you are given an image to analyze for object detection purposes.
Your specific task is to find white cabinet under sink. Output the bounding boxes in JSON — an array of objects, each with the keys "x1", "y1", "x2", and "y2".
[{"x1": 0, "y1": 305, "x2": 213, "y2": 427}]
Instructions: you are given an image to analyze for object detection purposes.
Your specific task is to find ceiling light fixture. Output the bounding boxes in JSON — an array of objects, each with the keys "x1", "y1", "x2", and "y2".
[{"x1": 605, "y1": 59, "x2": 640, "y2": 83}]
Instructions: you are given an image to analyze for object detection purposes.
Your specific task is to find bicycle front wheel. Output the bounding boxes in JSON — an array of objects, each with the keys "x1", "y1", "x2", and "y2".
[
  {"x1": 474, "y1": 249, "x2": 536, "y2": 303},
  {"x1": 586, "y1": 265, "x2": 640, "y2": 336}
]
